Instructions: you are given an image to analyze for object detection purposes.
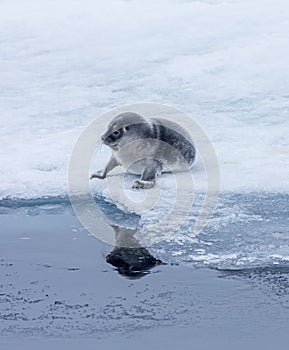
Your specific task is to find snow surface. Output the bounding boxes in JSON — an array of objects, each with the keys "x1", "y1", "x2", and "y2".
[{"x1": 1, "y1": 0, "x2": 289, "y2": 201}]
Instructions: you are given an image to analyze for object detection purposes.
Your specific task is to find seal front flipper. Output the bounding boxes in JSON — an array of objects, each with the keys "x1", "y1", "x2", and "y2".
[
  {"x1": 90, "y1": 156, "x2": 120, "y2": 180},
  {"x1": 132, "y1": 159, "x2": 163, "y2": 189}
]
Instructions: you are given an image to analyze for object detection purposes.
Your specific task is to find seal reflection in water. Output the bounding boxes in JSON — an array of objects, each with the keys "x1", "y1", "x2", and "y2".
[
  {"x1": 90, "y1": 112, "x2": 196, "y2": 188},
  {"x1": 106, "y1": 225, "x2": 164, "y2": 279}
]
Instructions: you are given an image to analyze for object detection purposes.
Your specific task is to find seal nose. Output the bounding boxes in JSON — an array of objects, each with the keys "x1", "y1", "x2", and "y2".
[{"x1": 101, "y1": 135, "x2": 105, "y2": 141}]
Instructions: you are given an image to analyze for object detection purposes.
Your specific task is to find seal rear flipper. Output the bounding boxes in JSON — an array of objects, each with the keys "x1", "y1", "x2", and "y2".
[{"x1": 132, "y1": 159, "x2": 162, "y2": 189}]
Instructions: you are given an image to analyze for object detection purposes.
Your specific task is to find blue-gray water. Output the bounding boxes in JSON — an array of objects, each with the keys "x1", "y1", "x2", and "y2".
[
  {"x1": 2, "y1": 192, "x2": 288, "y2": 269},
  {"x1": 1, "y1": 193, "x2": 289, "y2": 349}
]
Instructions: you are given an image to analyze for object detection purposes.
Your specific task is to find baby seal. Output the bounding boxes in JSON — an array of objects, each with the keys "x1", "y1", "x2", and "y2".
[{"x1": 90, "y1": 112, "x2": 196, "y2": 189}]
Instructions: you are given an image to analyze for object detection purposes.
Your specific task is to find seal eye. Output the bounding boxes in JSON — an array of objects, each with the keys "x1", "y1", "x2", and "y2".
[
  {"x1": 124, "y1": 126, "x2": 130, "y2": 131},
  {"x1": 113, "y1": 130, "x2": 120, "y2": 136}
]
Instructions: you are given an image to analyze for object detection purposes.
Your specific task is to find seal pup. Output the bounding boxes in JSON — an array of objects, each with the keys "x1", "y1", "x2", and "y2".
[{"x1": 90, "y1": 112, "x2": 196, "y2": 189}]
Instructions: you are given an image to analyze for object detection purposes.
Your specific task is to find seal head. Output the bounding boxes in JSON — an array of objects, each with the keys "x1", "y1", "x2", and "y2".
[{"x1": 102, "y1": 112, "x2": 153, "y2": 151}]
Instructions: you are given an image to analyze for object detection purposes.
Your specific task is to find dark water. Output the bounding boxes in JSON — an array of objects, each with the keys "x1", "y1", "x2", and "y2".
[{"x1": 0, "y1": 194, "x2": 289, "y2": 349}]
